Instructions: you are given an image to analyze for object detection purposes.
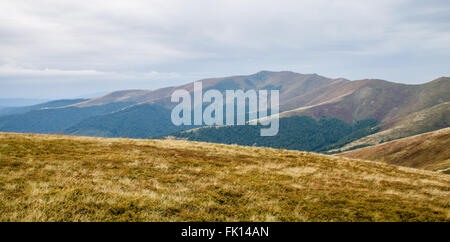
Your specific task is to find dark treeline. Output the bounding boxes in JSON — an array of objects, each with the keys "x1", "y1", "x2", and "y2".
[{"x1": 168, "y1": 116, "x2": 378, "y2": 152}]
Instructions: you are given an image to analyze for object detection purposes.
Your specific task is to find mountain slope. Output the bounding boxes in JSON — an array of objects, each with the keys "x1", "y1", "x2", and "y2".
[
  {"x1": 64, "y1": 71, "x2": 335, "y2": 138},
  {"x1": 331, "y1": 101, "x2": 450, "y2": 152},
  {"x1": 166, "y1": 116, "x2": 378, "y2": 152},
  {"x1": 64, "y1": 104, "x2": 188, "y2": 138},
  {"x1": 0, "y1": 102, "x2": 133, "y2": 134},
  {"x1": 281, "y1": 77, "x2": 450, "y2": 125},
  {"x1": 73, "y1": 71, "x2": 334, "y2": 110},
  {"x1": 0, "y1": 71, "x2": 330, "y2": 138},
  {"x1": 65, "y1": 74, "x2": 449, "y2": 148},
  {"x1": 337, "y1": 127, "x2": 450, "y2": 173},
  {"x1": 0, "y1": 132, "x2": 448, "y2": 221},
  {"x1": 0, "y1": 99, "x2": 86, "y2": 116},
  {"x1": 1, "y1": 72, "x2": 448, "y2": 147},
  {"x1": 0, "y1": 98, "x2": 49, "y2": 107}
]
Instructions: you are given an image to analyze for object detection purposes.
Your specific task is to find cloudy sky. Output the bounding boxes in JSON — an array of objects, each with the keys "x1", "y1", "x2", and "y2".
[{"x1": 0, "y1": 0, "x2": 449, "y2": 99}]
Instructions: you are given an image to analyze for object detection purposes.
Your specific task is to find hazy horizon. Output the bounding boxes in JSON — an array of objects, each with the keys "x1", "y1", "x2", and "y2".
[
  {"x1": 0, "y1": 70, "x2": 448, "y2": 100},
  {"x1": 1, "y1": 0, "x2": 449, "y2": 99}
]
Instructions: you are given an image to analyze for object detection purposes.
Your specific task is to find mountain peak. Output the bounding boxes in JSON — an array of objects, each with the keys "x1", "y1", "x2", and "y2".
[
  {"x1": 76, "y1": 89, "x2": 152, "y2": 107},
  {"x1": 430, "y1": 76, "x2": 450, "y2": 83}
]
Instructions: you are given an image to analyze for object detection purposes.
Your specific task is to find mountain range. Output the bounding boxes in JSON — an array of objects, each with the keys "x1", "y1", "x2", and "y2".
[{"x1": 0, "y1": 71, "x2": 448, "y2": 153}]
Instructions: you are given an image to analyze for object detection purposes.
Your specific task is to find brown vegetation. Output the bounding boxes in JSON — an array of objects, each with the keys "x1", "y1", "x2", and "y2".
[
  {"x1": 338, "y1": 127, "x2": 450, "y2": 173},
  {"x1": 0, "y1": 132, "x2": 449, "y2": 221},
  {"x1": 331, "y1": 101, "x2": 450, "y2": 152}
]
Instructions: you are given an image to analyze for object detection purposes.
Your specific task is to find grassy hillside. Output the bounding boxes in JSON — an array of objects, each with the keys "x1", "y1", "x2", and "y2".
[
  {"x1": 282, "y1": 77, "x2": 450, "y2": 124},
  {"x1": 331, "y1": 101, "x2": 450, "y2": 152},
  {"x1": 0, "y1": 132, "x2": 448, "y2": 221},
  {"x1": 337, "y1": 127, "x2": 450, "y2": 174}
]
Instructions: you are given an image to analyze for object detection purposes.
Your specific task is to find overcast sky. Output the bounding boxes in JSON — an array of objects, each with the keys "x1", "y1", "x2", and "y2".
[{"x1": 0, "y1": 0, "x2": 449, "y2": 98}]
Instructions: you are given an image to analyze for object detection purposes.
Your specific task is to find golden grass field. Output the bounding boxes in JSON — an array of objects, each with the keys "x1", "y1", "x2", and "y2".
[
  {"x1": 338, "y1": 127, "x2": 450, "y2": 174},
  {"x1": 0, "y1": 132, "x2": 449, "y2": 221}
]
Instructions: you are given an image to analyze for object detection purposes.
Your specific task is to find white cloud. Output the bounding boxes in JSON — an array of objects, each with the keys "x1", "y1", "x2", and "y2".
[
  {"x1": 0, "y1": 0, "x2": 449, "y2": 97},
  {"x1": 0, "y1": 64, "x2": 182, "y2": 84},
  {"x1": 0, "y1": 65, "x2": 106, "y2": 77}
]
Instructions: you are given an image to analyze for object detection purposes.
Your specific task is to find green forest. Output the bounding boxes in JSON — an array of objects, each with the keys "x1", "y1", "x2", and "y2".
[{"x1": 168, "y1": 116, "x2": 379, "y2": 152}]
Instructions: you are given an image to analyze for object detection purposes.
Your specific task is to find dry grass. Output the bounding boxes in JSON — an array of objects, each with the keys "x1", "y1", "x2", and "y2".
[
  {"x1": 0, "y1": 132, "x2": 449, "y2": 221},
  {"x1": 332, "y1": 101, "x2": 450, "y2": 153},
  {"x1": 338, "y1": 127, "x2": 450, "y2": 173}
]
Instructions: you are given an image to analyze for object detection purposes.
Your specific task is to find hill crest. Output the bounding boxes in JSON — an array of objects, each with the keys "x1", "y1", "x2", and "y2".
[
  {"x1": 337, "y1": 127, "x2": 450, "y2": 173},
  {"x1": 0, "y1": 132, "x2": 449, "y2": 221}
]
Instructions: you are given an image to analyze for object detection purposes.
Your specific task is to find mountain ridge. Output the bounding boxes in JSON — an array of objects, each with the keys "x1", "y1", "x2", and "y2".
[{"x1": 0, "y1": 71, "x2": 448, "y2": 152}]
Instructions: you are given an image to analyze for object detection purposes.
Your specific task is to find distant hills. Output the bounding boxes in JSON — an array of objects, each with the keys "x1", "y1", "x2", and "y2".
[
  {"x1": 0, "y1": 99, "x2": 87, "y2": 117},
  {"x1": 64, "y1": 103, "x2": 187, "y2": 138},
  {"x1": 0, "y1": 98, "x2": 49, "y2": 107},
  {"x1": 0, "y1": 71, "x2": 448, "y2": 153},
  {"x1": 279, "y1": 76, "x2": 450, "y2": 152},
  {"x1": 163, "y1": 72, "x2": 449, "y2": 152},
  {"x1": 279, "y1": 77, "x2": 450, "y2": 125},
  {"x1": 338, "y1": 127, "x2": 450, "y2": 173},
  {"x1": 0, "y1": 101, "x2": 132, "y2": 134},
  {"x1": 71, "y1": 71, "x2": 334, "y2": 109}
]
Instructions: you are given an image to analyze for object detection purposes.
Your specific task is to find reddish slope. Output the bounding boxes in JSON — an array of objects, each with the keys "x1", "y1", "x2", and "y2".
[
  {"x1": 337, "y1": 127, "x2": 450, "y2": 173},
  {"x1": 281, "y1": 77, "x2": 450, "y2": 125},
  {"x1": 74, "y1": 71, "x2": 334, "y2": 110}
]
